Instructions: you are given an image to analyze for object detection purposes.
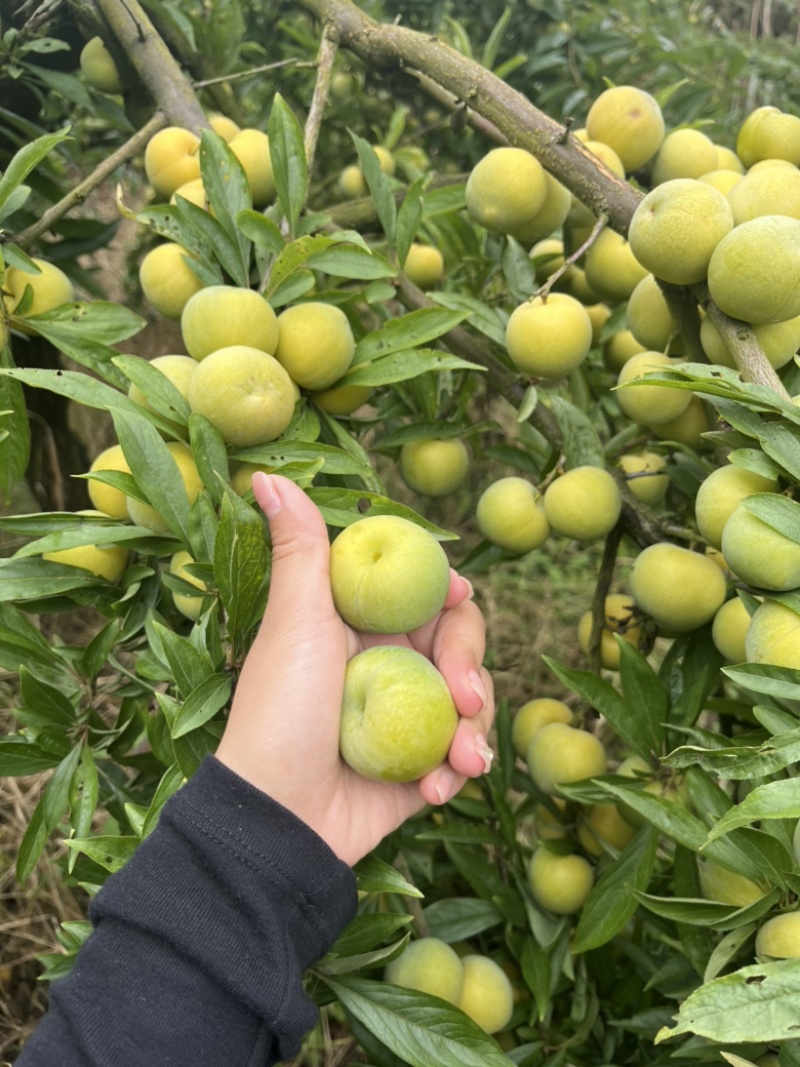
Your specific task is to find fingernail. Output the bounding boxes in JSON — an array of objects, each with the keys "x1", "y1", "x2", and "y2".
[
  {"x1": 434, "y1": 768, "x2": 460, "y2": 805},
  {"x1": 461, "y1": 577, "x2": 475, "y2": 599},
  {"x1": 468, "y1": 669, "x2": 487, "y2": 711},
  {"x1": 252, "y1": 472, "x2": 281, "y2": 517},
  {"x1": 475, "y1": 735, "x2": 494, "y2": 774}
]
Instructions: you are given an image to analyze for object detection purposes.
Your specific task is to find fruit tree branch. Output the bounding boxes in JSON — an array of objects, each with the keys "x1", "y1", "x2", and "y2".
[
  {"x1": 304, "y1": 25, "x2": 340, "y2": 185},
  {"x1": 536, "y1": 213, "x2": 608, "y2": 302},
  {"x1": 702, "y1": 295, "x2": 791, "y2": 397}
]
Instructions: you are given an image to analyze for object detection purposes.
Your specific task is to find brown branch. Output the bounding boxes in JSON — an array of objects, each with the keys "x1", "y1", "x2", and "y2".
[
  {"x1": 701, "y1": 292, "x2": 791, "y2": 398},
  {"x1": 536, "y1": 214, "x2": 607, "y2": 302},
  {"x1": 304, "y1": 26, "x2": 339, "y2": 183}
]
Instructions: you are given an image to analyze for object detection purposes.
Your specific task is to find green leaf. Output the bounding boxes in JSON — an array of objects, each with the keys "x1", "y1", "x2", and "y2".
[
  {"x1": 549, "y1": 397, "x2": 605, "y2": 470},
  {"x1": 481, "y1": 6, "x2": 513, "y2": 70},
  {"x1": 317, "y1": 936, "x2": 410, "y2": 976},
  {"x1": 340, "y1": 348, "x2": 483, "y2": 388},
  {"x1": 307, "y1": 243, "x2": 396, "y2": 281},
  {"x1": 20, "y1": 665, "x2": 75, "y2": 725},
  {"x1": 422, "y1": 898, "x2": 503, "y2": 942},
  {"x1": 397, "y1": 178, "x2": 426, "y2": 271},
  {"x1": 430, "y1": 292, "x2": 505, "y2": 346},
  {"x1": 0, "y1": 738, "x2": 60, "y2": 776},
  {"x1": 705, "y1": 779, "x2": 800, "y2": 841},
  {"x1": 759, "y1": 422, "x2": 800, "y2": 482},
  {"x1": 233, "y1": 440, "x2": 373, "y2": 480},
  {"x1": 616, "y1": 640, "x2": 668, "y2": 755},
  {"x1": 113, "y1": 353, "x2": 190, "y2": 425},
  {"x1": 351, "y1": 131, "x2": 396, "y2": 243},
  {"x1": 328, "y1": 915, "x2": 414, "y2": 957},
  {"x1": 520, "y1": 936, "x2": 552, "y2": 1022},
  {"x1": 0, "y1": 127, "x2": 70, "y2": 216},
  {"x1": 0, "y1": 344, "x2": 30, "y2": 504},
  {"x1": 213, "y1": 489, "x2": 269, "y2": 647},
  {"x1": 572, "y1": 826, "x2": 658, "y2": 953},
  {"x1": 307, "y1": 488, "x2": 456, "y2": 538},
  {"x1": 173, "y1": 196, "x2": 250, "y2": 288},
  {"x1": 142, "y1": 764, "x2": 185, "y2": 838},
  {"x1": 269, "y1": 93, "x2": 308, "y2": 235},
  {"x1": 113, "y1": 410, "x2": 192, "y2": 542},
  {"x1": 323, "y1": 975, "x2": 512, "y2": 1067},
  {"x1": 64, "y1": 835, "x2": 139, "y2": 873},
  {"x1": 354, "y1": 855, "x2": 423, "y2": 897},
  {"x1": 722, "y1": 663, "x2": 800, "y2": 702},
  {"x1": 501, "y1": 236, "x2": 536, "y2": 301},
  {"x1": 199, "y1": 128, "x2": 252, "y2": 267},
  {"x1": 235, "y1": 209, "x2": 284, "y2": 254},
  {"x1": 355, "y1": 308, "x2": 469, "y2": 363},
  {"x1": 151, "y1": 622, "x2": 214, "y2": 698},
  {"x1": 0, "y1": 557, "x2": 103, "y2": 600},
  {"x1": 67, "y1": 746, "x2": 99, "y2": 871},
  {"x1": 742, "y1": 493, "x2": 800, "y2": 546},
  {"x1": 189, "y1": 413, "x2": 229, "y2": 506},
  {"x1": 17, "y1": 744, "x2": 81, "y2": 883},
  {"x1": 634, "y1": 887, "x2": 778, "y2": 930},
  {"x1": 171, "y1": 673, "x2": 232, "y2": 739}
]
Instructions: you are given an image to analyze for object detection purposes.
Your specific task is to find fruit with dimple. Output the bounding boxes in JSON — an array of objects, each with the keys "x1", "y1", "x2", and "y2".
[
  {"x1": 585, "y1": 86, "x2": 665, "y2": 172},
  {"x1": 577, "y1": 593, "x2": 642, "y2": 670},
  {"x1": 694, "y1": 464, "x2": 779, "y2": 548},
  {"x1": 169, "y1": 550, "x2": 208, "y2": 620},
  {"x1": 139, "y1": 242, "x2": 205, "y2": 320},
  {"x1": 711, "y1": 596, "x2": 752, "y2": 662},
  {"x1": 505, "y1": 293, "x2": 593, "y2": 379},
  {"x1": 126, "y1": 442, "x2": 204, "y2": 533},
  {"x1": 144, "y1": 127, "x2": 201, "y2": 198},
  {"x1": 399, "y1": 438, "x2": 469, "y2": 498},
  {"x1": 543, "y1": 465, "x2": 621, "y2": 542},
  {"x1": 188, "y1": 345, "x2": 295, "y2": 447},
  {"x1": 208, "y1": 114, "x2": 240, "y2": 142},
  {"x1": 755, "y1": 913, "x2": 800, "y2": 958},
  {"x1": 384, "y1": 937, "x2": 464, "y2": 1005},
  {"x1": 511, "y1": 698, "x2": 573, "y2": 759},
  {"x1": 403, "y1": 244, "x2": 445, "y2": 289},
  {"x1": 171, "y1": 178, "x2": 208, "y2": 211},
  {"x1": 339, "y1": 645, "x2": 457, "y2": 781},
  {"x1": 745, "y1": 600, "x2": 800, "y2": 668},
  {"x1": 708, "y1": 216, "x2": 800, "y2": 325},
  {"x1": 721, "y1": 505, "x2": 800, "y2": 591},
  {"x1": 228, "y1": 128, "x2": 274, "y2": 205},
  {"x1": 737, "y1": 106, "x2": 800, "y2": 168},
  {"x1": 274, "y1": 302, "x2": 355, "y2": 390},
  {"x1": 181, "y1": 286, "x2": 280, "y2": 361},
  {"x1": 527, "y1": 722, "x2": 607, "y2": 795},
  {"x1": 43, "y1": 510, "x2": 129, "y2": 582},
  {"x1": 329, "y1": 514, "x2": 450, "y2": 633},
  {"x1": 583, "y1": 229, "x2": 648, "y2": 305},
  {"x1": 4, "y1": 259, "x2": 74, "y2": 321},
  {"x1": 528, "y1": 846, "x2": 594, "y2": 914},
  {"x1": 628, "y1": 179, "x2": 733, "y2": 285},
  {"x1": 79, "y1": 36, "x2": 122, "y2": 94},
  {"x1": 615, "y1": 351, "x2": 691, "y2": 426},
  {"x1": 86, "y1": 445, "x2": 132, "y2": 520},
  {"x1": 618, "y1": 451, "x2": 669, "y2": 505},
  {"x1": 629, "y1": 542, "x2": 726, "y2": 632},
  {"x1": 651, "y1": 129, "x2": 718, "y2": 185},
  {"x1": 128, "y1": 354, "x2": 197, "y2": 413},
  {"x1": 457, "y1": 954, "x2": 514, "y2": 1034},
  {"x1": 476, "y1": 477, "x2": 549, "y2": 554},
  {"x1": 626, "y1": 274, "x2": 674, "y2": 352},
  {"x1": 465, "y1": 147, "x2": 547, "y2": 234}
]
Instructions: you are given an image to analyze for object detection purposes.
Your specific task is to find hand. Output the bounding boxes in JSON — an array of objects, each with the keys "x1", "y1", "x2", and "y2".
[{"x1": 215, "y1": 473, "x2": 494, "y2": 866}]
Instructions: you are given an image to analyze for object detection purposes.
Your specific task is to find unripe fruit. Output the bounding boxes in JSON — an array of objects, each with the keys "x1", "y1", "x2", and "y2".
[
  {"x1": 403, "y1": 243, "x2": 445, "y2": 289},
  {"x1": 126, "y1": 442, "x2": 204, "y2": 533},
  {"x1": 144, "y1": 127, "x2": 201, "y2": 198},
  {"x1": 208, "y1": 114, "x2": 241, "y2": 142},
  {"x1": 700, "y1": 313, "x2": 800, "y2": 371},
  {"x1": 694, "y1": 464, "x2": 779, "y2": 548},
  {"x1": 128, "y1": 354, "x2": 197, "y2": 412},
  {"x1": 312, "y1": 384, "x2": 372, "y2": 415},
  {"x1": 651, "y1": 129, "x2": 718, "y2": 185},
  {"x1": 373, "y1": 146, "x2": 395, "y2": 175},
  {"x1": 510, "y1": 173, "x2": 572, "y2": 244},
  {"x1": 756, "y1": 912, "x2": 800, "y2": 959},
  {"x1": 585, "y1": 302, "x2": 612, "y2": 345},
  {"x1": 722, "y1": 506, "x2": 800, "y2": 591},
  {"x1": 457, "y1": 955, "x2": 514, "y2": 1034},
  {"x1": 5, "y1": 259, "x2": 74, "y2": 320},
  {"x1": 583, "y1": 140, "x2": 626, "y2": 179},
  {"x1": 585, "y1": 86, "x2": 665, "y2": 172},
  {"x1": 711, "y1": 596, "x2": 752, "y2": 663},
  {"x1": 651, "y1": 395, "x2": 711, "y2": 448},
  {"x1": 584, "y1": 229, "x2": 648, "y2": 305},
  {"x1": 626, "y1": 274, "x2": 674, "y2": 352},
  {"x1": 534, "y1": 801, "x2": 570, "y2": 841},
  {"x1": 529, "y1": 238, "x2": 564, "y2": 282},
  {"x1": 576, "y1": 802, "x2": 637, "y2": 856},
  {"x1": 228, "y1": 128, "x2": 275, "y2": 206},
  {"x1": 169, "y1": 550, "x2": 208, "y2": 620},
  {"x1": 616, "y1": 351, "x2": 691, "y2": 426},
  {"x1": 139, "y1": 243, "x2": 205, "y2": 320},
  {"x1": 511, "y1": 698, "x2": 573, "y2": 759},
  {"x1": 714, "y1": 145, "x2": 745, "y2": 173},
  {"x1": 505, "y1": 293, "x2": 593, "y2": 379},
  {"x1": 385, "y1": 937, "x2": 464, "y2": 1005},
  {"x1": 274, "y1": 302, "x2": 355, "y2": 390},
  {"x1": 727, "y1": 165, "x2": 800, "y2": 225},
  {"x1": 527, "y1": 722, "x2": 608, "y2": 796},
  {"x1": 628, "y1": 179, "x2": 733, "y2": 285},
  {"x1": 476, "y1": 477, "x2": 549, "y2": 554},
  {"x1": 699, "y1": 169, "x2": 743, "y2": 196},
  {"x1": 745, "y1": 600, "x2": 800, "y2": 669},
  {"x1": 577, "y1": 593, "x2": 642, "y2": 670},
  {"x1": 171, "y1": 178, "x2": 209, "y2": 211},
  {"x1": 708, "y1": 216, "x2": 800, "y2": 324},
  {"x1": 86, "y1": 444, "x2": 132, "y2": 520},
  {"x1": 528, "y1": 846, "x2": 594, "y2": 914},
  {"x1": 399, "y1": 438, "x2": 469, "y2": 498},
  {"x1": 465, "y1": 147, "x2": 547, "y2": 234},
  {"x1": 543, "y1": 465, "x2": 621, "y2": 541},
  {"x1": 618, "y1": 451, "x2": 669, "y2": 505},
  {"x1": 604, "y1": 329, "x2": 646, "y2": 371},
  {"x1": 737, "y1": 106, "x2": 800, "y2": 168},
  {"x1": 698, "y1": 858, "x2": 764, "y2": 907},
  {"x1": 337, "y1": 164, "x2": 367, "y2": 198},
  {"x1": 43, "y1": 510, "x2": 129, "y2": 582},
  {"x1": 79, "y1": 36, "x2": 122, "y2": 94},
  {"x1": 630, "y1": 542, "x2": 726, "y2": 633},
  {"x1": 181, "y1": 286, "x2": 279, "y2": 361}
]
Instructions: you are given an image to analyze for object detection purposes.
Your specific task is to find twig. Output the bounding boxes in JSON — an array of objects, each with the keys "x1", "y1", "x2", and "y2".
[
  {"x1": 193, "y1": 58, "x2": 305, "y2": 90},
  {"x1": 535, "y1": 213, "x2": 607, "y2": 302},
  {"x1": 585, "y1": 523, "x2": 624, "y2": 675},
  {"x1": 304, "y1": 26, "x2": 339, "y2": 181}
]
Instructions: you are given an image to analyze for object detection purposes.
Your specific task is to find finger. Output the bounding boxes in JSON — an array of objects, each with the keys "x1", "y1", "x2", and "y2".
[
  {"x1": 442, "y1": 570, "x2": 474, "y2": 610},
  {"x1": 410, "y1": 597, "x2": 487, "y2": 716}
]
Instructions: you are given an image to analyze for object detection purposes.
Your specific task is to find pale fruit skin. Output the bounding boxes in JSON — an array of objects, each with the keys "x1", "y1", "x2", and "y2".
[
  {"x1": 169, "y1": 550, "x2": 207, "y2": 621},
  {"x1": 618, "y1": 451, "x2": 669, "y2": 505},
  {"x1": 652, "y1": 395, "x2": 711, "y2": 449},
  {"x1": 87, "y1": 444, "x2": 132, "y2": 520},
  {"x1": 127, "y1": 442, "x2": 204, "y2": 533},
  {"x1": 695, "y1": 464, "x2": 779, "y2": 549},
  {"x1": 755, "y1": 913, "x2": 800, "y2": 959},
  {"x1": 457, "y1": 954, "x2": 514, "y2": 1034},
  {"x1": 529, "y1": 238, "x2": 565, "y2": 282},
  {"x1": 403, "y1": 243, "x2": 444, "y2": 289},
  {"x1": 708, "y1": 216, "x2": 800, "y2": 325},
  {"x1": 715, "y1": 145, "x2": 745, "y2": 173},
  {"x1": 329, "y1": 515, "x2": 450, "y2": 633},
  {"x1": 312, "y1": 384, "x2": 372, "y2": 415},
  {"x1": 722, "y1": 506, "x2": 800, "y2": 592},
  {"x1": 527, "y1": 722, "x2": 608, "y2": 796},
  {"x1": 628, "y1": 179, "x2": 734, "y2": 285},
  {"x1": 228, "y1": 128, "x2": 274, "y2": 206},
  {"x1": 577, "y1": 803, "x2": 637, "y2": 857},
  {"x1": 616, "y1": 351, "x2": 691, "y2": 426},
  {"x1": 171, "y1": 178, "x2": 209, "y2": 211},
  {"x1": 373, "y1": 145, "x2": 395, "y2": 175},
  {"x1": 737, "y1": 106, "x2": 800, "y2": 168},
  {"x1": 727, "y1": 165, "x2": 800, "y2": 225},
  {"x1": 230, "y1": 462, "x2": 271, "y2": 496},
  {"x1": 586, "y1": 302, "x2": 612, "y2": 346},
  {"x1": 128, "y1": 354, "x2": 198, "y2": 412},
  {"x1": 43, "y1": 510, "x2": 128, "y2": 583},
  {"x1": 465, "y1": 147, "x2": 547, "y2": 234},
  {"x1": 339, "y1": 645, "x2": 457, "y2": 781},
  {"x1": 399, "y1": 438, "x2": 469, "y2": 498},
  {"x1": 583, "y1": 229, "x2": 648, "y2": 305},
  {"x1": 79, "y1": 36, "x2": 122, "y2": 94},
  {"x1": 181, "y1": 286, "x2": 280, "y2": 361},
  {"x1": 145, "y1": 127, "x2": 201, "y2": 198},
  {"x1": 543, "y1": 465, "x2": 621, "y2": 542},
  {"x1": 583, "y1": 140, "x2": 626, "y2": 179},
  {"x1": 510, "y1": 173, "x2": 572, "y2": 244},
  {"x1": 337, "y1": 164, "x2": 367, "y2": 199},
  {"x1": 5, "y1": 259, "x2": 74, "y2": 320},
  {"x1": 476, "y1": 477, "x2": 549, "y2": 554},
  {"x1": 626, "y1": 274, "x2": 674, "y2": 352},
  {"x1": 139, "y1": 242, "x2": 205, "y2": 320},
  {"x1": 188, "y1": 345, "x2": 296, "y2": 447},
  {"x1": 711, "y1": 597, "x2": 752, "y2": 663},
  {"x1": 274, "y1": 302, "x2": 355, "y2": 390},
  {"x1": 651, "y1": 129, "x2": 718, "y2": 185},
  {"x1": 699, "y1": 169, "x2": 743, "y2": 196},
  {"x1": 385, "y1": 937, "x2": 464, "y2": 1005},
  {"x1": 534, "y1": 801, "x2": 570, "y2": 841},
  {"x1": 511, "y1": 698, "x2": 573, "y2": 759},
  {"x1": 528, "y1": 847, "x2": 594, "y2": 914},
  {"x1": 505, "y1": 294, "x2": 593, "y2": 379},
  {"x1": 585, "y1": 86, "x2": 665, "y2": 172},
  {"x1": 604, "y1": 329, "x2": 646, "y2": 372},
  {"x1": 577, "y1": 593, "x2": 642, "y2": 670},
  {"x1": 208, "y1": 114, "x2": 241, "y2": 142},
  {"x1": 698, "y1": 858, "x2": 764, "y2": 907},
  {"x1": 700, "y1": 313, "x2": 800, "y2": 371},
  {"x1": 629, "y1": 542, "x2": 726, "y2": 633},
  {"x1": 745, "y1": 601, "x2": 800, "y2": 668}
]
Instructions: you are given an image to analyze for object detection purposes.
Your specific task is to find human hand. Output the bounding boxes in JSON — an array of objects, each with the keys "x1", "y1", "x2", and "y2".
[{"x1": 215, "y1": 473, "x2": 494, "y2": 866}]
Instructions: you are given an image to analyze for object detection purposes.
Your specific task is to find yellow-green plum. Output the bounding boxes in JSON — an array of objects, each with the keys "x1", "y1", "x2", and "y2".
[
  {"x1": 626, "y1": 274, "x2": 674, "y2": 352},
  {"x1": 181, "y1": 285, "x2": 279, "y2": 361},
  {"x1": 745, "y1": 600, "x2": 800, "y2": 668},
  {"x1": 527, "y1": 722, "x2": 607, "y2": 796},
  {"x1": 457, "y1": 954, "x2": 514, "y2": 1034},
  {"x1": 465, "y1": 147, "x2": 547, "y2": 234},
  {"x1": 79, "y1": 36, "x2": 122, "y2": 94},
  {"x1": 337, "y1": 164, "x2": 367, "y2": 199},
  {"x1": 384, "y1": 937, "x2": 464, "y2": 1005},
  {"x1": 583, "y1": 140, "x2": 626, "y2": 178},
  {"x1": 651, "y1": 129, "x2": 718, "y2": 185},
  {"x1": 403, "y1": 243, "x2": 445, "y2": 289},
  {"x1": 721, "y1": 505, "x2": 800, "y2": 591},
  {"x1": 4, "y1": 259, "x2": 74, "y2": 322},
  {"x1": 543, "y1": 465, "x2": 621, "y2": 541},
  {"x1": 274, "y1": 302, "x2": 355, "y2": 390},
  {"x1": 144, "y1": 127, "x2": 201, "y2": 198},
  {"x1": 43, "y1": 510, "x2": 128, "y2": 582},
  {"x1": 586, "y1": 302, "x2": 612, "y2": 345},
  {"x1": 169, "y1": 549, "x2": 208, "y2": 620},
  {"x1": 604, "y1": 329, "x2": 647, "y2": 372},
  {"x1": 139, "y1": 242, "x2": 205, "y2": 320},
  {"x1": 399, "y1": 438, "x2": 470, "y2": 498},
  {"x1": 228, "y1": 128, "x2": 275, "y2": 206},
  {"x1": 618, "y1": 451, "x2": 669, "y2": 505},
  {"x1": 86, "y1": 444, "x2": 132, "y2": 520},
  {"x1": 628, "y1": 179, "x2": 733, "y2": 285},
  {"x1": 698, "y1": 858, "x2": 764, "y2": 907},
  {"x1": 510, "y1": 172, "x2": 572, "y2": 244},
  {"x1": 577, "y1": 593, "x2": 642, "y2": 670},
  {"x1": 529, "y1": 237, "x2": 565, "y2": 282},
  {"x1": 188, "y1": 345, "x2": 295, "y2": 447},
  {"x1": 615, "y1": 351, "x2": 691, "y2": 426},
  {"x1": 700, "y1": 313, "x2": 800, "y2": 371},
  {"x1": 699, "y1": 169, "x2": 744, "y2": 196},
  {"x1": 708, "y1": 216, "x2": 800, "y2": 324},
  {"x1": 727, "y1": 165, "x2": 800, "y2": 225},
  {"x1": 208, "y1": 113, "x2": 240, "y2": 142},
  {"x1": 171, "y1": 178, "x2": 209, "y2": 211},
  {"x1": 511, "y1": 697, "x2": 573, "y2": 759},
  {"x1": 652, "y1": 395, "x2": 711, "y2": 448},
  {"x1": 329, "y1": 514, "x2": 450, "y2": 633},
  {"x1": 695, "y1": 464, "x2": 779, "y2": 548},
  {"x1": 528, "y1": 846, "x2": 594, "y2": 914},
  {"x1": 339, "y1": 645, "x2": 457, "y2": 781},
  {"x1": 311, "y1": 384, "x2": 372, "y2": 415},
  {"x1": 126, "y1": 442, "x2": 204, "y2": 534},
  {"x1": 585, "y1": 85, "x2": 665, "y2": 172},
  {"x1": 711, "y1": 596, "x2": 752, "y2": 662},
  {"x1": 630, "y1": 542, "x2": 726, "y2": 632},
  {"x1": 756, "y1": 913, "x2": 800, "y2": 959},
  {"x1": 505, "y1": 293, "x2": 593, "y2": 379},
  {"x1": 584, "y1": 229, "x2": 649, "y2": 305},
  {"x1": 737, "y1": 106, "x2": 800, "y2": 168},
  {"x1": 476, "y1": 477, "x2": 549, "y2": 554},
  {"x1": 577, "y1": 802, "x2": 637, "y2": 856},
  {"x1": 715, "y1": 145, "x2": 746, "y2": 173},
  {"x1": 128, "y1": 354, "x2": 198, "y2": 412}
]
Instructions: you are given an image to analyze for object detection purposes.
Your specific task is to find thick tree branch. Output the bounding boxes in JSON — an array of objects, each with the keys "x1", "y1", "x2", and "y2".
[{"x1": 305, "y1": 25, "x2": 339, "y2": 181}]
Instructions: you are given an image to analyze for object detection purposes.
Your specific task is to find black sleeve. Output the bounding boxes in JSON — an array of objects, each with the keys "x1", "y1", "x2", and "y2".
[{"x1": 16, "y1": 756, "x2": 358, "y2": 1067}]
